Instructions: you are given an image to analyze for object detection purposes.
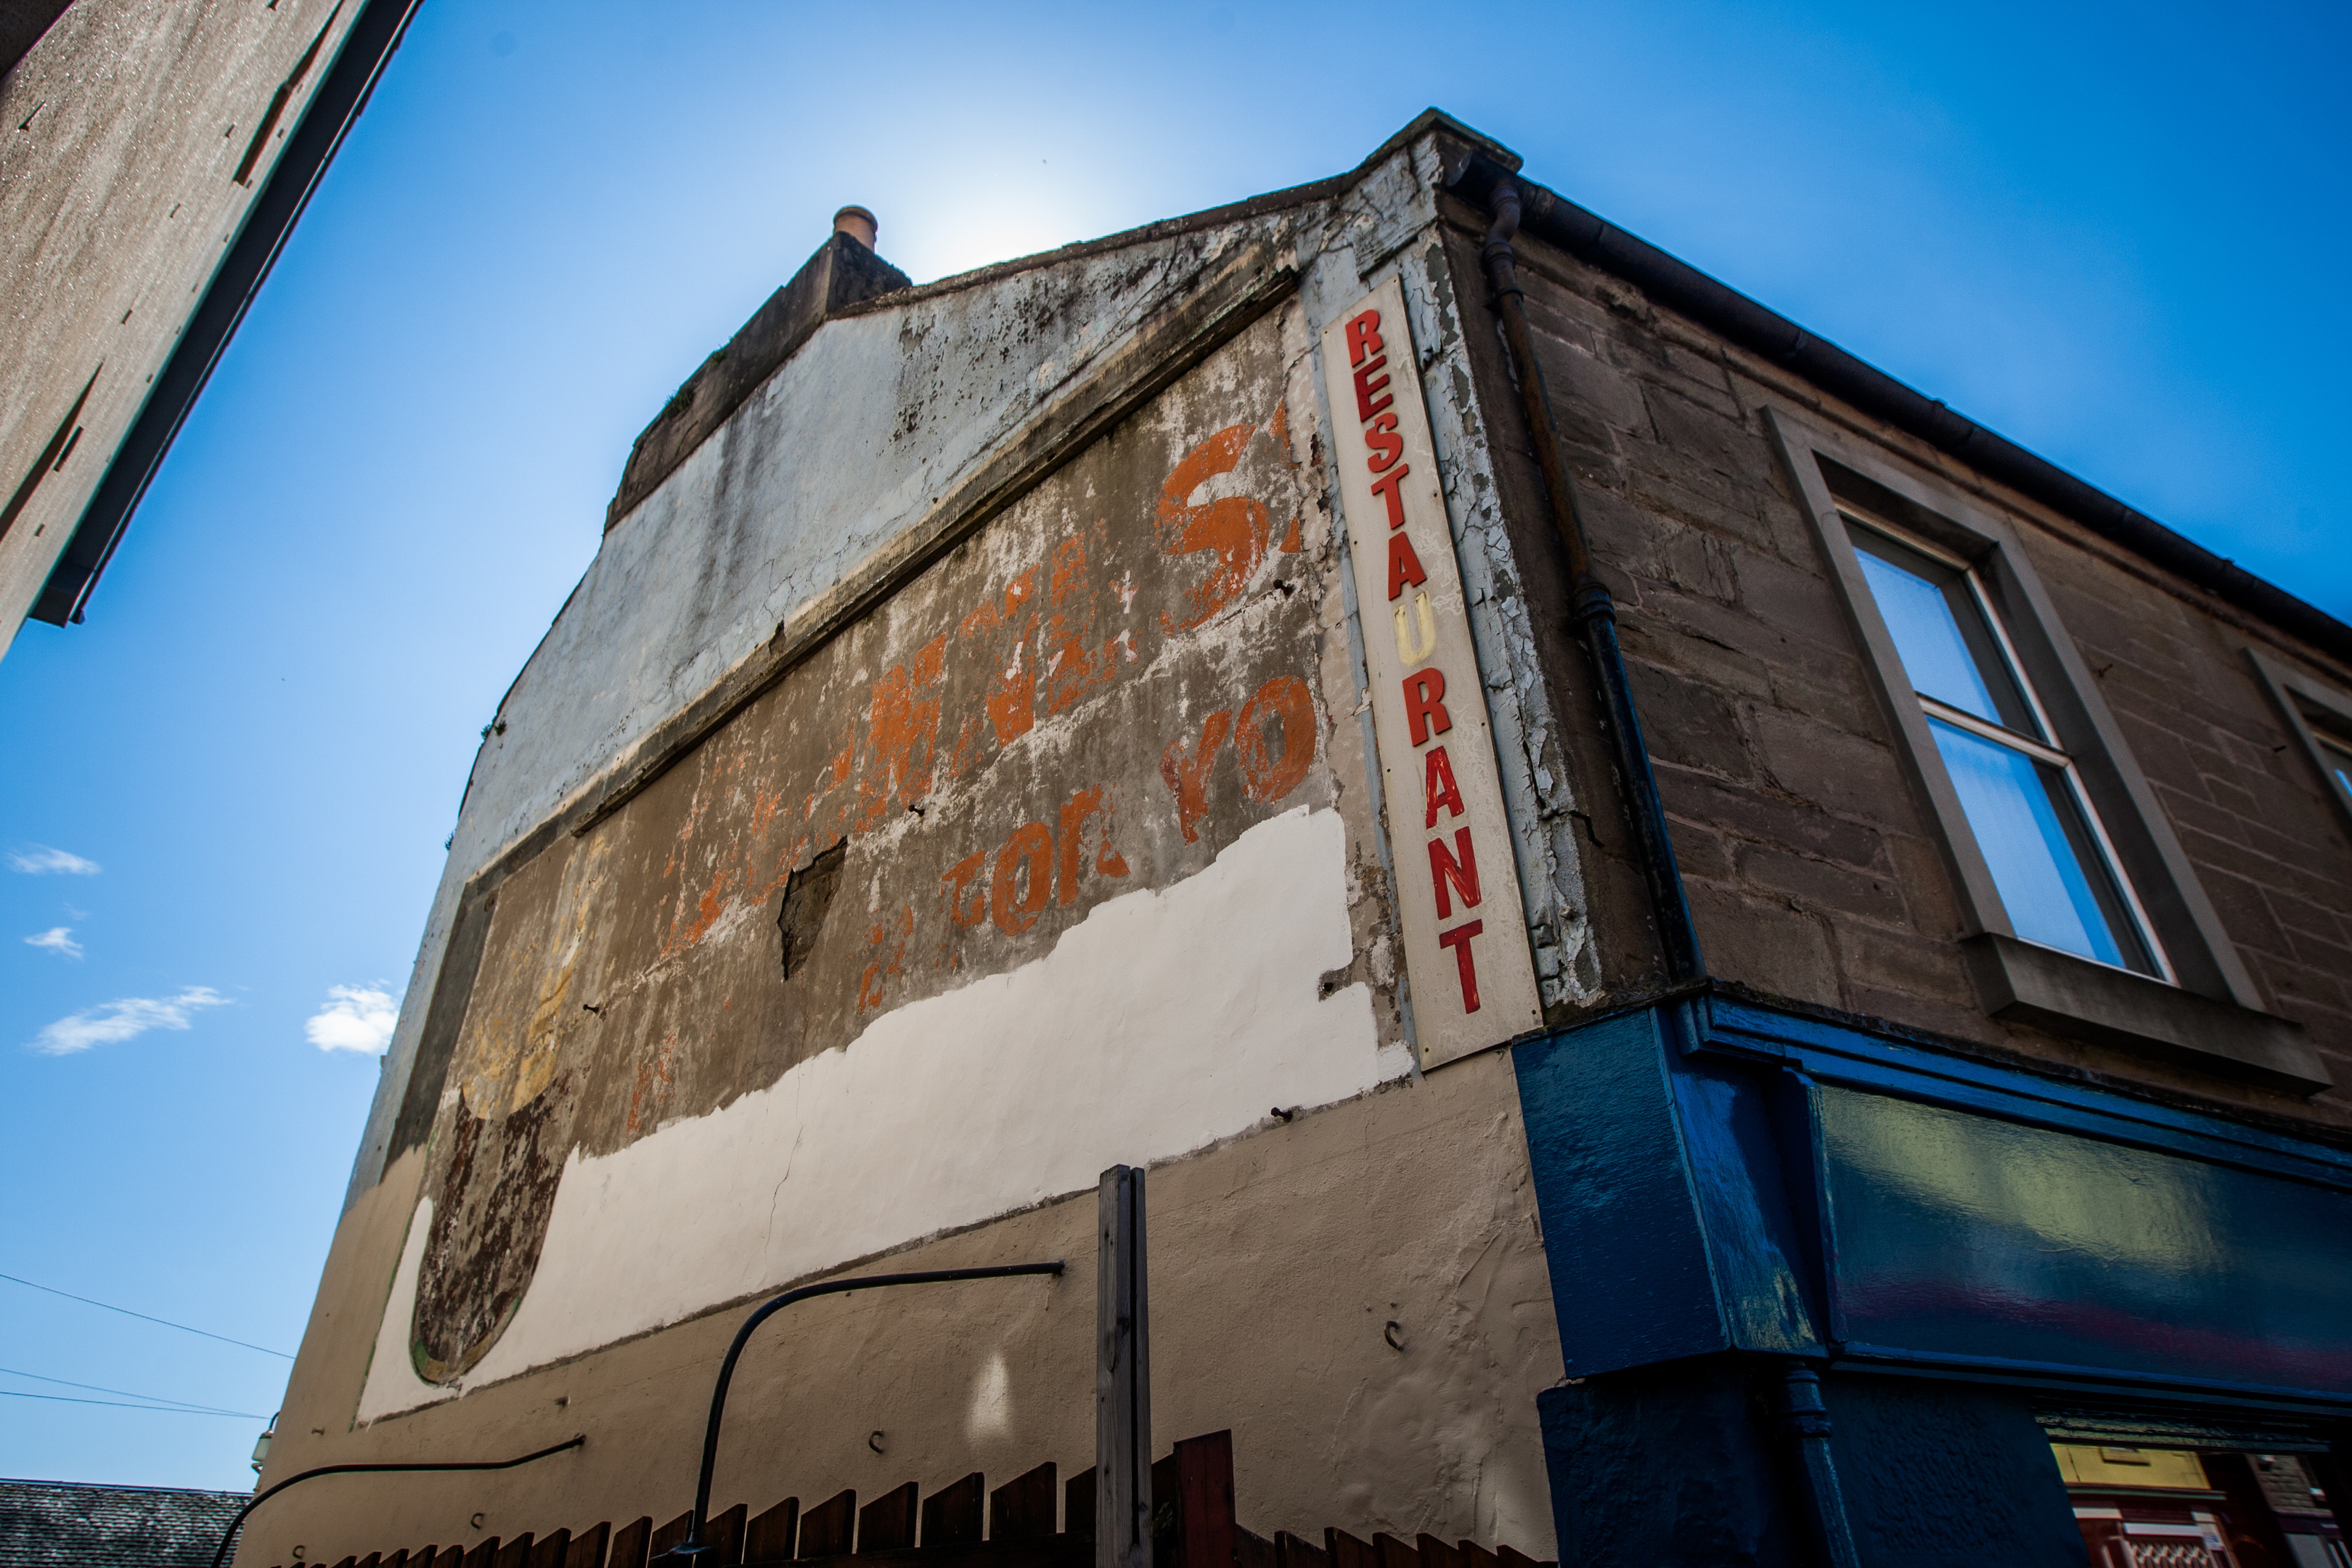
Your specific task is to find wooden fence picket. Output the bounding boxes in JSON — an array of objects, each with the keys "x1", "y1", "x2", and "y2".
[
  {"x1": 263, "y1": 1427, "x2": 1553, "y2": 1568},
  {"x1": 921, "y1": 1474, "x2": 984, "y2": 1548},
  {"x1": 990, "y1": 1463, "x2": 1057, "y2": 1545},
  {"x1": 799, "y1": 1489, "x2": 857, "y2": 1557},
  {"x1": 860, "y1": 1484, "x2": 919, "y2": 1553},
  {"x1": 747, "y1": 1498, "x2": 800, "y2": 1564}
]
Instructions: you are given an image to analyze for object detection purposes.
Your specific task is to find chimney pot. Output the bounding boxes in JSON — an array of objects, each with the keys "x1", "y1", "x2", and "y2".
[{"x1": 833, "y1": 205, "x2": 878, "y2": 250}]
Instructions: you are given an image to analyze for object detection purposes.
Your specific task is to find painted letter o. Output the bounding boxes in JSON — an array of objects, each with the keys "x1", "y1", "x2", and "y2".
[
  {"x1": 992, "y1": 822, "x2": 1055, "y2": 934},
  {"x1": 1236, "y1": 674, "x2": 1316, "y2": 803}
]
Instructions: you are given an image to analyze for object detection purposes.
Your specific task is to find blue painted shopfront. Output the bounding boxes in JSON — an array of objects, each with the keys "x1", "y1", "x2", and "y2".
[{"x1": 1512, "y1": 997, "x2": 2352, "y2": 1566}]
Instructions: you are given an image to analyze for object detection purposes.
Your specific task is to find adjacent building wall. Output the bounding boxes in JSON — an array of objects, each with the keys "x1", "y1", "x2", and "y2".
[{"x1": 0, "y1": 0, "x2": 371, "y2": 653}]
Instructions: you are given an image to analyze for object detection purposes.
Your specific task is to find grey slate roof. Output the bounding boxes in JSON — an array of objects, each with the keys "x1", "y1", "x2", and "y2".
[{"x1": 0, "y1": 1477, "x2": 247, "y2": 1567}]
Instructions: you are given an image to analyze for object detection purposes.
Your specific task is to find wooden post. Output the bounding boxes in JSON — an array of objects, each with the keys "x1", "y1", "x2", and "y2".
[{"x1": 1096, "y1": 1165, "x2": 1151, "y2": 1568}]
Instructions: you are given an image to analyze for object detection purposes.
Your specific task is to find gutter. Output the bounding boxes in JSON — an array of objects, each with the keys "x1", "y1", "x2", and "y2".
[
  {"x1": 1440, "y1": 153, "x2": 2352, "y2": 671},
  {"x1": 30, "y1": 0, "x2": 424, "y2": 627}
]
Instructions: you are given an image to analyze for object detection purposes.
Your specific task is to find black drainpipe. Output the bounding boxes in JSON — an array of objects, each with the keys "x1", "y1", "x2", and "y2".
[
  {"x1": 1475, "y1": 177, "x2": 1866, "y2": 1568},
  {"x1": 1475, "y1": 180, "x2": 1705, "y2": 986}
]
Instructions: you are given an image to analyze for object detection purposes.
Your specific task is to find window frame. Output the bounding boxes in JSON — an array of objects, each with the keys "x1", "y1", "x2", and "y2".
[
  {"x1": 1765, "y1": 408, "x2": 2326, "y2": 1093},
  {"x1": 1841, "y1": 505, "x2": 2173, "y2": 983},
  {"x1": 2248, "y1": 645, "x2": 2352, "y2": 840}
]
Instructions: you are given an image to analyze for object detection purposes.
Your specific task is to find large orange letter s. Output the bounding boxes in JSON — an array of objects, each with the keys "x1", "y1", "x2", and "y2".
[{"x1": 1157, "y1": 424, "x2": 1269, "y2": 633}]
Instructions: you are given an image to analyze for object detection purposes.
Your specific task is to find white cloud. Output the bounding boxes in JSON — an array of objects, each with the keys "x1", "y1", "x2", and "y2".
[
  {"x1": 9, "y1": 846, "x2": 100, "y2": 875},
  {"x1": 24, "y1": 928, "x2": 83, "y2": 959},
  {"x1": 306, "y1": 985, "x2": 399, "y2": 1055},
  {"x1": 30, "y1": 987, "x2": 227, "y2": 1056}
]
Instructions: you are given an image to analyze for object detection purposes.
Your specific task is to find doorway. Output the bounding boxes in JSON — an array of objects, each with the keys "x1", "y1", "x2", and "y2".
[{"x1": 2053, "y1": 1443, "x2": 2345, "y2": 1568}]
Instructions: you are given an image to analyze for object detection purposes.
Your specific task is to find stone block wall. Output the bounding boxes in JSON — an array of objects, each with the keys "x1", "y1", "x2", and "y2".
[
  {"x1": 2030, "y1": 539, "x2": 2352, "y2": 1069},
  {"x1": 1437, "y1": 198, "x2": 2352, "y2": 1130}
]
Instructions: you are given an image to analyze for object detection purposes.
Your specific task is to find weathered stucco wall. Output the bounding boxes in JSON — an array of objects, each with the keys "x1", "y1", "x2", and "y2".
[
  {"x1": 361, "y1": 300, "x2": 1412, "y2": 1411},
  {"x1": 348, "y1": 205, "x2": 1321, "y2": 1208},
  {"x1": 265, "y1": 123, "x2": 1580, "y2": 1567},
  {"x1": 0, "y1": 0, "x2": 362, "y2": 646},
  {"x1": 252, "y1": 1052, "x2": 1561, "y2": 1567},
  {"x1": 350, "y1": 129, "x2": 1590, "y2": 1210}
]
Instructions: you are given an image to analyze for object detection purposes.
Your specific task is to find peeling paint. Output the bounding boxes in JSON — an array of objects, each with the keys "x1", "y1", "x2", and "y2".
[
  {"x1": 268, "y1": 126, "x2": 1580, "y2": 1568},
  {"x1": 362, "y1": 806, "x2": 1384, "y2": 1417},
  {"x1": 388, "y1": 305, "x2": 1416, "y2": 1384}
]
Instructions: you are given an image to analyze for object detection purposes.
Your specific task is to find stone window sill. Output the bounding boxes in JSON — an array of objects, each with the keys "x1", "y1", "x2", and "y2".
[{"x1": 1962, "y1": 933, "x2": 2329, "y2": 1095}]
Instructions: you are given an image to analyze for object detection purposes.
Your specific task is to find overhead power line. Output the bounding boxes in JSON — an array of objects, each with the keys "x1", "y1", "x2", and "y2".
[
  {"x1": 0, "y1": 1272, "x2": 293, "y2": 1358},
  {"x1": 0, "y1": 1389, "x2": 267, "y2": 1418},
  {"x1": 0, "y1": 1363, "x2": 260, "y2": 1417}
]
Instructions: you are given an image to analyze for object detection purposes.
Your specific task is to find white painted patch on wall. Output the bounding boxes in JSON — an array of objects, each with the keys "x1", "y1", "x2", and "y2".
[
  {"x1": 362, "y1": 1198, "x2": 457, "y2": 1417},
  {"x1": 359, "y1": 807, "x2": 1387, "y2": 1421},
  {"x1": 966, "y1": 1351, "x2": 1013, "y2": 1443}
]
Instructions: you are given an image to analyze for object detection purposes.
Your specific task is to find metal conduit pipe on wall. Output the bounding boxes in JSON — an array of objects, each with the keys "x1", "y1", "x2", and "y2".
[
  {"x1": 671, "y1": 1262, "x2": 1066, "y2": 1561},
  {"x1": 208, "y1": 1437, "x2": 587, "y2": 1568}
]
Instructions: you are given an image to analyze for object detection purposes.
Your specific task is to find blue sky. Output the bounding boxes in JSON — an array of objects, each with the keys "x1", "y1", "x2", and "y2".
[{"x1": 2, "y1": 0, "x2": 2345, "y2": 1492}]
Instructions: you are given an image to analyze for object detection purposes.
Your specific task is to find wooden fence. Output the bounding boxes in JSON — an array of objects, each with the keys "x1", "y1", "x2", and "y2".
[{"x1": 273, "y1": 1431, "x2": 1554, "y2": 1568}]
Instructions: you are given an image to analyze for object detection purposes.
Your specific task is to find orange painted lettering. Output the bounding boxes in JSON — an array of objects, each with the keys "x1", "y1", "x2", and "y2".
[
  {"x1": 1236, "y1": 675, "x2": 1316, "y2": 803},
  {"x1": 1057, "y1": 786, "x2": 1129, "y2": 903},
  {"x1": 970, "y1": 568, "x2": 1039, "y2": 746},
  {"x1": 1043, "y1": 531, "x2": 1115, "y2": 716},
  {"x1": 1157, "y1": 424, "x2": 1270, "y2": 632},
  {"x1": 942, "y1": 849, "x2": 989, "y2": 928},
  {"x1": 992, "y1": 822, "x2": 1054, "y2": 934},
  {"x1": 1159, "y1": 709, "x2": 1233, "y2": 844},
  {"x1": 856, "y1": 634, "x2": 946, "y2": 830},
  {"x1": 857, "y1": 904, "x2": 912, "y2": 1013}
]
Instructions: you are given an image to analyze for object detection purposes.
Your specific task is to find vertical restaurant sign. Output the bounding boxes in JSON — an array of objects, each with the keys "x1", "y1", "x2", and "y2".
[{"x1": 1320, "y1": 278, "x2": 1542, "y2": 1068}]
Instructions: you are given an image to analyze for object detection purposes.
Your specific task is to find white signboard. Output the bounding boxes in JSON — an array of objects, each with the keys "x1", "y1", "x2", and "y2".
[{"x1": 1321, "y1": 279, "x2": 1542, "y2": 1067}]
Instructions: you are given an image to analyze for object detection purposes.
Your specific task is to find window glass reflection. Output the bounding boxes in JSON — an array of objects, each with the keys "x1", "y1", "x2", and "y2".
[
  {"x1": 1929, "y1": 718, "x2": 2133, "y2": 970},
  {"x1": 2315, "y1": 731, "x2": 2352, "y2": 803},
  {"x1": 1855, "y1": 549, "x2": 2004, "y2": 724}
]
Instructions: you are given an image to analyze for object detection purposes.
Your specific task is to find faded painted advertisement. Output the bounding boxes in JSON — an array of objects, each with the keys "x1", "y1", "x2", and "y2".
[{"x1": 361, "y1": 300, "x2": 1410, "y2": 1416}]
